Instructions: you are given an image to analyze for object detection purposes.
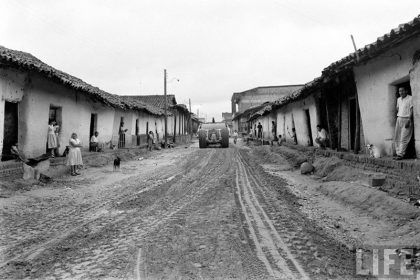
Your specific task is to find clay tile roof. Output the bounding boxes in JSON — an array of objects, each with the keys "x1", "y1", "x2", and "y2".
[
  {"x1": 119, "y1": 96, "x2": 166, "y2": 116},
  {"x1": 0, "y1": 45, "x2": 165, "y2": 116},
  {"x1": 322, "y1": 14, "x2": 420, "y2": 75},
  {"x1": 122, "y1": 95, "x2": 177, "y2": 108}
]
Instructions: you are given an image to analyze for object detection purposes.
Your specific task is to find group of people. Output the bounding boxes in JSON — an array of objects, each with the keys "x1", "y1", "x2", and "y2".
[
  {"x1": 248, "y1": 85, "x2": 413, "y2": 160},
  {"x1": 33, "y1": 85, "x2": 418, "y2": 179}
]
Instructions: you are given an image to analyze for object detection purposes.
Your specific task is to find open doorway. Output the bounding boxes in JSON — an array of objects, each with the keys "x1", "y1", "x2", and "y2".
[
  {"x1": 2, "y1": 101, "x2": 18, "y2": 161},
  {"x1": 89, "y1": 113, "x2": 97, "y2": 139},
  {"x1": 135, "y1": 118, "x2": 140, "y2": 146},
  {"x1": 48, "y1": 105, "x2": 62, "y2": 155},
  {"x1": 304, "y1": 109, "x2": 313, "y2": 146},
  {"x1": 349, "y1": 98, "x2": 357, "y2": 151}
]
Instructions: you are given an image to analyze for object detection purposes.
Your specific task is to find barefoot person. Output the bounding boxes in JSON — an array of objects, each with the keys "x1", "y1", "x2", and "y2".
[{"x1": 66, "y1": 133, "x2": 83, "y2": 176}]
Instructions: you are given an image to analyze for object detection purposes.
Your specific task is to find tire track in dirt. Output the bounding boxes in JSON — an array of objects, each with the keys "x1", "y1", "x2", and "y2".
[
  {"x1": 235, "y1": 152, "x2": 310, "y2": 279},
  {"x1": 3, "y1": 149, "x2": 226, "y2": 279},
  {"x1": 238, "y1": 148, "x2": 355, "y2": 278}
]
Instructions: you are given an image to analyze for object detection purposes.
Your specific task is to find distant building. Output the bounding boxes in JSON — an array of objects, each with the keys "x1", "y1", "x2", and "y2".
[
  {"x1": 231, "y1": 85, "x2": 303, "y2": 133},
  {"x1": 121, "y1": 95, "x2": 191, "y2": 143},
  {"x1": 231, "y1": 85, "x2": 303, "y2": 115}
]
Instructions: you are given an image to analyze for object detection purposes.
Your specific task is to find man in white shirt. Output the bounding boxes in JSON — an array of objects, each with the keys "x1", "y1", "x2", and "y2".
[
  {"x1": 394, "y1": 86, "x2": 413, "y2": 160},
  {"x1": 315, "y1": 125, "x2": 328, "y2": 148},
  {"x1": 90, "y1": 131, "x2": 104, "y2": 152}
]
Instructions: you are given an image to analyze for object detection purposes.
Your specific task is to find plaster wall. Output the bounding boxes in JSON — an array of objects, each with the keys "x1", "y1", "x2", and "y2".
[
  {"x1": 20, "y1": 73, "x2": 116, "y2": 157},
  {"x1": 275, "y1": 96, "x2": 318, "y2": 146},
  {"x1": 354, "y1": 35, "x2": 420, "y2": 156},
  {"x1": 0, "y1": 69, "x2": 27, "y2": 156}
]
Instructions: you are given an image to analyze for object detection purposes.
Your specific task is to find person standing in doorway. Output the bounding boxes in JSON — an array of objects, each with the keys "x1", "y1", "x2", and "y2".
[
  {"x1": 47, "y1": 121, "x2": 58, "y2": 157},
  {"x1": 254, "y1": 124, "x2": 257, "y2": 137},
  {"x1": 119, "y1": 121, "x2": 128, "y2": 148},
  {"x1": 394, "y1": 86, "x2": 413, "y2": 160},
  {"x1": 257, "y1": 122, "x2": 263, "y2": 139},
  {"x1": 66, "y1": 132, "x2": 83, "y2": 176}
]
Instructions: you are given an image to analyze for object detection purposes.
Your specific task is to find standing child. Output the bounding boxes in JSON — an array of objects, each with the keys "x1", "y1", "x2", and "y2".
[{"x1": 66, "y1": 133, "x2": 83, "y2": 176}]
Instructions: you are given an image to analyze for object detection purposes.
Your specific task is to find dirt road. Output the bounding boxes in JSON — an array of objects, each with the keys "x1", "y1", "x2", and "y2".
[{"x1": 0, "y1": 142, "x2": 354, "y2": 279}]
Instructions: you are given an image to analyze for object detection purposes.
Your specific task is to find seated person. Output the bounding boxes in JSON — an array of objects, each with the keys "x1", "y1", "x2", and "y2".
[
  {"x1": 11, "y1": 143, "x2": 50, "y2": 167},
  {"x1": 11, "y1": 143, "x2": 27, "y2": 162},
  {"x1": 315, "y1": 125, "x2": 328, "y2": 148},
  {"x1": 277, "y1": 135, "x2": 286, "y2": 146},
  {"x1": 90, "y1": 131, "x2": 104, "y2": 152}
]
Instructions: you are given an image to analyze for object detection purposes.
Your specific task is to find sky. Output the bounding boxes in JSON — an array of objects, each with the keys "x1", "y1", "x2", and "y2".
[{"x1": 1, "y1": 0, "x2": 420, "y2": 121}]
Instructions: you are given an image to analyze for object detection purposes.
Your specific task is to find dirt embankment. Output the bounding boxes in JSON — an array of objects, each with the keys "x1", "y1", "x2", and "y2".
[{"x1": 249, "y1": 145, "x2": 420, "y2": 248}]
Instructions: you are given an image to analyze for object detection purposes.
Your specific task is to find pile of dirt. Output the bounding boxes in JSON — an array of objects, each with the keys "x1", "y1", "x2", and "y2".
[
  {"x1": 315, "y1": 182, "x2": 420, "y2": 221},
  {"x1": 269, "y1": 146, "x2": 309, "y2": 168}
]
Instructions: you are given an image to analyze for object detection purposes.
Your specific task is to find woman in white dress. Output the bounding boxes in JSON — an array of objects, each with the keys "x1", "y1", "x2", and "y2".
[
  {"x1": 47, "y1": 121, "x2": 58, "y2": 157},
  {"x1": 66, "y1": 133, "x2": 83, "y2": 176}
]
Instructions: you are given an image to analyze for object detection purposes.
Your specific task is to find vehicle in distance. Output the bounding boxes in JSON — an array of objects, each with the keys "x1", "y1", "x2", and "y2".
[{"x1": 198, "y1": 122, "x2": 229, "y2": 148}]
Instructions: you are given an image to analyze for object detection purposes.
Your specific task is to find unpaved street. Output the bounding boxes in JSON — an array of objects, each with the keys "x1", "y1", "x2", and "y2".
[{"x1": 1, "y1": 142, "x2": 354, "y2": 279}]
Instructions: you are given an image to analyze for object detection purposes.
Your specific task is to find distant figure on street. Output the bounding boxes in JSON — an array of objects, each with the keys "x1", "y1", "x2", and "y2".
[
  {"x1": 254, "y1": 124, "x2": 257, "y2": 137},
  {"x1": 47, "y1": 120, "x2": 58, "y2": 157},
  {"x1": 315, "y1": 125, "x2": 328, "y2": 149},
  {"x1": 148, "y1": 131, "x2": 155, "y2": 151},
  {"x1": 257, "y1": 122, "x2": 263, "y2": 139},
  {"x1": 233, "y1": 130, "x2": 238, "y2": 144},
  {"x1": 394, "y1": 86, "x2": 413, "y2": 160},
  {"x1": 66, "y1": 133, "x2": 83, "y2": 176}
]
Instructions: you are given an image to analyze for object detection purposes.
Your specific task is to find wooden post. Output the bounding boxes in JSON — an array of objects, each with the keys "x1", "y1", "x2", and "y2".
[
  {"x1": 324, "y1": 93, "x2": 333, "y2": 149},
  {"x1": 164, "y1": 69, "x2": 167, "y2": 148},
  {"x1": 354, "y1": 93, "x2": 361, "y2": 154},
  {"x1": 338, "y1": 88, "x2": 342, "y2": 151},
  {"x1": 173, "y1": 115, "x2": 177, "y2": 143}
]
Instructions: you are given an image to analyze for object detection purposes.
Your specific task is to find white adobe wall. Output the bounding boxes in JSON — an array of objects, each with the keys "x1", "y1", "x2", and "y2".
[
  {"x1": 14, "y1": 73, "x2": 116, "y2": 157},
  {"x1": 275, "y1": 95, "x2": 318, "y2": 146},
  {"x1": 354, "y1": 35, "x2": 420, "y2": 156},
  {"x1": 0, "y1": 69, "x2": 27, "y2": 156}
]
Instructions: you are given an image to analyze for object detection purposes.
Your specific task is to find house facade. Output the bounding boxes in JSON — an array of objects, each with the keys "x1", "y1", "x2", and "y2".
[
  {"x1": 122, "y1": 95, "x2": 192, "y2": 143},
  {"x1": 236, "y1": 15, "x2": 420, "y2": 158},
  {"x1": 0, "y1": 46, "x2": 165, "y2": 161}
]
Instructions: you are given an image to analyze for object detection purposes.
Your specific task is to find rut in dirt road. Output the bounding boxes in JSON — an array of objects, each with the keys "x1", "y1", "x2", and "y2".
[
  {"x1": 235, "y1": 148, "x2": 355, "y2": 279},
  {"x1": 235, "y1": 152, "x2": 309, "y2": 280}
]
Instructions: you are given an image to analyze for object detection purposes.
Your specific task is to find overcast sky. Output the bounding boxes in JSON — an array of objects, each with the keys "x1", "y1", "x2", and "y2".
[{"x1": 1, "y1": 0, "x2": 420, "y2": 121}]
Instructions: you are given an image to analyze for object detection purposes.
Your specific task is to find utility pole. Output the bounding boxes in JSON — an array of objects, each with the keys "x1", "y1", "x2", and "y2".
[{"x1": 164, "y1": 69, "x2": 167, "y2": 148}]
